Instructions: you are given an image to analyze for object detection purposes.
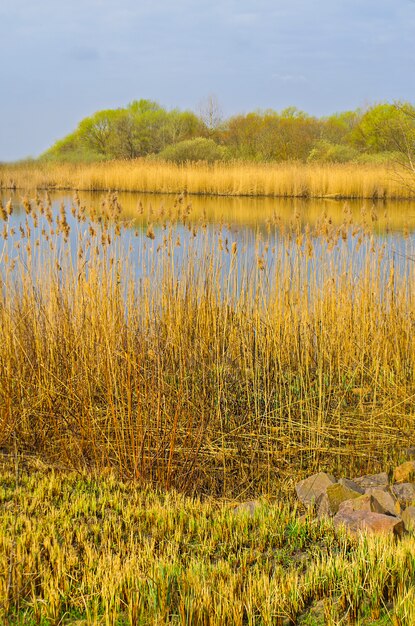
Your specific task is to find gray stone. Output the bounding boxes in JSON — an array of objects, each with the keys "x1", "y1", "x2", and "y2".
[
  {"x1": 334, "y1": 510, "x2": 404, "y2": 537},
  {"x1": 307, "y1": 599, "x2": 326, "y2": 623},
  {"x1": 353, "y1": 472, "x2": 389, "y2": 489},
  {"x1": 391, "y1": 483, "x2": 415, "y2": 506},
  {"x1": 316, "y1": 493, "x2": 332, "y2": 518},
  {"x1": 403, "y1": 446, "x2": 415, "y2": 460},
  {"x1": 364, "y1": 488, "x2": 401, "y2": 516},
  {"x1": 338, "y1": 478, "x2": 365, "y2": 494},
  {"x1": 338, "y1": 494, "x2": 385, "y2": 514},
  {"x1": 295, "y1": 472, "x2": 336, "y2": 507},
  {"x1": 363, "y1": 485, "x2": 389, "y2": 494},
  {"x1": 401, "y1": 506, "x2": 415, "y2": 531},
  {"x1": 326, "y1": 482, "x2": 362, "y2": 514}
]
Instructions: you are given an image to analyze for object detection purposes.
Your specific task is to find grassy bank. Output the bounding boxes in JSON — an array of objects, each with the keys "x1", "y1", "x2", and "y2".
[
  {"x1": 1, "y1": 461, "x2": 415, "y2": 625},
  {"x1": 0, "y1": 193, "x2": 414, "y2": 496},
  {"x1": 1, "y1": 160, "x2": 414, "y2": 198}
]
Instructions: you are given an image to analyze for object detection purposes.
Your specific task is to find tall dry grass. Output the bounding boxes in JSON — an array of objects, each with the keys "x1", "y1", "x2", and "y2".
[
  {"x1": 1, "y1": 158, "x2": 415, "y2": 198},
  {"x1": 0, "y1": 193, "x2": 414, "y2": 496}
]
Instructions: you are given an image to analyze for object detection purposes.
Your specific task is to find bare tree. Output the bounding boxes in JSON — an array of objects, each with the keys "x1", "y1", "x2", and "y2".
[{"x1": 198, "y1": 94, "x2": 223, "y2": 132}]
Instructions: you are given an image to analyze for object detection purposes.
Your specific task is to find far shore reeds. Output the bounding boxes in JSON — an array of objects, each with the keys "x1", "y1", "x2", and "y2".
[{"x1": 1, "y1": 158, "x2": 415, "y2": 198}]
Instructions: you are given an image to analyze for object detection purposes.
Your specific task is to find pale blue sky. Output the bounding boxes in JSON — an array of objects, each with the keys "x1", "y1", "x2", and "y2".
[{"x1": 1, "y1": 0, "x2": 415, "y2": 160}]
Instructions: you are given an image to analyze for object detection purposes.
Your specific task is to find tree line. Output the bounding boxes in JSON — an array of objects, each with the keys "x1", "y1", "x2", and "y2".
[{"x1": 42, "y1": 99, "x2": 415, "y2": 165}]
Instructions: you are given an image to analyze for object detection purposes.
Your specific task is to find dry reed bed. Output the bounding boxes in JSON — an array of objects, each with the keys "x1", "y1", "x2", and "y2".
[
  {"x1": 1, "y1": 465, "x2": 415, "y2": 624},
  {"x1": 0, "y1": 194, "x2": 415, "y2": 498},
  {"x1": 1, "y1": 159, "x2": 414, "y2": 198}
]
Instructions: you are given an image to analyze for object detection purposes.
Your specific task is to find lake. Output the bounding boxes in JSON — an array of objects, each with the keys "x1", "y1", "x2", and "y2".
[{"x1": 1, "y1": 190, "x2": 415, "y2": 294}]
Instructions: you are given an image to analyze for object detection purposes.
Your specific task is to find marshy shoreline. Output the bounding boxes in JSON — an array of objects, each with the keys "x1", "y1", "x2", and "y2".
[
  {"x1": 0, "y1": 190, "x2": 414, "y2": 494},
  {"x1": 1, "y1": 159, "x2": 415, "y2": 200},
  {"x1": 1, "y1": 181, "x2": 415, "y2": 624}
]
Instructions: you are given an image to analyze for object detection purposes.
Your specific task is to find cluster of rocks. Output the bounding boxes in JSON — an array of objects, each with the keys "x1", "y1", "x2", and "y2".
[{"x1": 295, "y1": 461, "x2": 415, "y2": 536}]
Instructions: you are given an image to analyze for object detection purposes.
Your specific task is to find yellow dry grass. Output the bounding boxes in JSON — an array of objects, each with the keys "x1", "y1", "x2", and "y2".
[
  {"x1": 1, "y1": 158, "x2": 415, "y2": 198},
  {"x1": 1, "y1": 463, "x2": 415, "y2": 625}
]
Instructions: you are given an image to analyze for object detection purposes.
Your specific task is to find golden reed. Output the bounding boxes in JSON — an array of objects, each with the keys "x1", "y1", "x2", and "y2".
[
  {"x1": 0, "y1": 192, "x2": 414, "y2": 497},
  {"x1": 1, "y1": 159, "x2": 415, "y2": 198}
]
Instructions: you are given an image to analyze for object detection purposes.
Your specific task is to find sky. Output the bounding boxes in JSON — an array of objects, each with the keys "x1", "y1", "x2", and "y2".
[{"x1": 1, "y1": 0, "x2": 415, "y2": 161}]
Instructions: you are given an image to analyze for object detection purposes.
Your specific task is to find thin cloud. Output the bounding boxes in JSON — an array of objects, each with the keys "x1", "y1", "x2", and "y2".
[
  {"x1": 272, "y1": 73, "x2": 308, "y2": 84},
  {"x1": 67, "y1": 46, "x2": 101, "y2": 62}
]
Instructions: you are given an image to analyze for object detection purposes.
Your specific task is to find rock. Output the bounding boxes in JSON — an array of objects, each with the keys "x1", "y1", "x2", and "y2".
[
  {"x1": 338, "y1": 494, "x2": 385, "y2": 514},
  {"x1": 334, "y1": 510, "x2": 404, "y2": 537},
  {"x1": 316, "y1": 493, "x2": 332, "y2": 518},
  {"x1": 363, "y1": 485, "x2": 389, "y2": 494},
  {"x1": 338, "y1": 478, "x2": 365, "y2": 494},
  {"x1": 394, "y1": 461, "x2": 415, "y2": 484},
  {"x1": 295, "y1": 472, "x2": 336, "y2": 507},
  {"x1": 403, "y1": 446, "x2": 415, "y2": 460},
  {"x1": 401, "y1": 506, "x2": 415, "y2": 531},
  {"x1": 353, "y1": 472, "x2": 389, "y2": 489},
  {"x1": 391, "y1": 483, "x2": 415, "y2": 506},
  {"x1": 233, "y1": 501, "x2": 261, "y2": 517},
  {"x1": 291, "y1": 549, "x2": 309, "y2": 566},
  {"x1": 326, "y1": 482, "x2": 362, "y2": 514},
  {"x1": 364, "y1": 488, "x2": 401, "y2": 516},
  {"x1": 307, "y1": 599, "x2": 326, "y2": 623}
]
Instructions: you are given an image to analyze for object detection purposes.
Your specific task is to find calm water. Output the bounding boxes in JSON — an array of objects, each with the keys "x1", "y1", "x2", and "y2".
[
  {"x1": 1, "y1": 191, "x2": 415, "y2": 291},
  {"x1": 3, "y1": 189, "x2": 415, "y2": 230}
]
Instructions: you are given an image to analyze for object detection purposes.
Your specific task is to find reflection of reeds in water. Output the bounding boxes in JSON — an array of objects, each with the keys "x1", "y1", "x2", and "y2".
[
  {"x1": 0, "y1": 192, "x2": 414, "y2": 497},
  {"x1": 72, "y1": 189, "x2": 415, "y2": 234},
  {"x1": 1, "y1": 159, "x2": 415, "y2": 198}
]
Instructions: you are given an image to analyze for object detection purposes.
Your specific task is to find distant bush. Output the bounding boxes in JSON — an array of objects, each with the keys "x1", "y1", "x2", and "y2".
[
  {"x1": 41, "y1": 132, "x2": 107, "y2": 163},
  {"x1": 307, "y1": 141, "x2": 359, "y2": 163},
  {"x1": 39, "y1": 99, "x2": 415, "y2": 166},
  {"x1": 41, "y1": 149, "x2": 108, "y2": 164},
  {"x1": 353, "y1": 151, "x2": 402, "y2": 165},
  {"x1": 158, "y1": 137, "x2": 227, "y2": 163}
]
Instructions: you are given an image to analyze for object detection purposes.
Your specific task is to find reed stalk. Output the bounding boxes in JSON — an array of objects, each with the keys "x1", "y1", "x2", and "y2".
[{"x1": 0, "y1": 193, "x2": 414, "y2": 496}]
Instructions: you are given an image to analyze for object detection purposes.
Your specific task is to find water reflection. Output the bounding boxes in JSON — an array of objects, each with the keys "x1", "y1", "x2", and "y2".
[
  {"x1": 3, "y1": 189, "x2": 415, "y2": 232},
  {"x1": 1, "y1": 191, "x2": 414, "y2": 298}
]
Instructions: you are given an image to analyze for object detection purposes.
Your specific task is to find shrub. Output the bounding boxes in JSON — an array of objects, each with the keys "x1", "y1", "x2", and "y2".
[
  {"x1": 158, "y1": 137, "x2": 227, "y2": 163},
  {"x1": 307, "y1": 140, "x2": 359, "y2": 163}
]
